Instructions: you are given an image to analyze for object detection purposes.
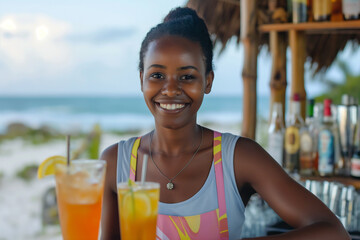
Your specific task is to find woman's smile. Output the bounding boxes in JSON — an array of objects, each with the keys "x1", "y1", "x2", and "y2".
[{"x1": 158, "y1": 103, "x2": 185, "y2": 111}]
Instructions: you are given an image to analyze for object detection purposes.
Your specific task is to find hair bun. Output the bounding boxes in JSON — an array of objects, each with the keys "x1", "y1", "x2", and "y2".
[
  {"x1": 139, "y1": 6, "x2": 213, "y2": 74},
  {"x1": 163, "y1": 7, "x2": 199, "y2": 23}
]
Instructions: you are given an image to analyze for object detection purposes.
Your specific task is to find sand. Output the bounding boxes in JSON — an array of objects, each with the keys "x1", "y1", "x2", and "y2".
[{"x1": 0, "y1": 133, "x2": 129, "y2": 240}]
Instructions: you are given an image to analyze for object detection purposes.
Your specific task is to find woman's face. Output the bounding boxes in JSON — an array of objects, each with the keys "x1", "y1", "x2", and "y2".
[{"x1": 140, "y1": 35, "x2": 213, "y2": 129}]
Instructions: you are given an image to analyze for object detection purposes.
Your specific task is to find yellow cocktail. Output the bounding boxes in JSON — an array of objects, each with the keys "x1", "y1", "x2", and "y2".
[
  {"x1": 55, "y1": 160, "x2": 106, "y2": 240},
  {"x1": 117, "y1": 181, "x2": 160, "y2": 240}
]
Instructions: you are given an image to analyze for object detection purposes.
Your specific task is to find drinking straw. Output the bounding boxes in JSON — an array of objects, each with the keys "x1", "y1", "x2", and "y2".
[
  {"x1": 141, "y1": 154, "x2": 148, "y2": 185},
  {"x1": 66, "y1": 135, "x2": 71, "y2": 166}
]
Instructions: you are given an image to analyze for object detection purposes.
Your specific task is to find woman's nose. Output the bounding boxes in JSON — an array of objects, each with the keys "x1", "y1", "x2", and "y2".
[{"x1": 161, "y1": 78, "x2": 181, "y2": 97}]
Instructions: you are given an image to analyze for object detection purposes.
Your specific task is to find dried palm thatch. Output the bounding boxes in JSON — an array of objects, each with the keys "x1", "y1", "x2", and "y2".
[
  {"x1": 186, "y1": 0, "x2": 360, "y2": 74},
  {"x1": 186, "y1": 0, "x2": 240, "y2": 53},
  {"x1": 307, "y1": 33, "x2": 359, "y2": 74}
]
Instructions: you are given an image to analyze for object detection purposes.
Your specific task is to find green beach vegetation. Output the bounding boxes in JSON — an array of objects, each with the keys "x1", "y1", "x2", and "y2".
[
  {"x1": 16, "y1": 163, "x2": 39, "y2": 181},
  {"x1": 0, "y1": 123, "x2": 64, "y2": 145},
  {"x1": 315, "y1": 60, "x2": 360, "y2": 104}
]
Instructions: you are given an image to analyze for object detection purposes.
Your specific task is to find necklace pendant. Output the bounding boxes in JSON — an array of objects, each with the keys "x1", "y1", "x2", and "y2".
[{"x1": 166, "y1": 182, "x2": 174, "y2": 190}]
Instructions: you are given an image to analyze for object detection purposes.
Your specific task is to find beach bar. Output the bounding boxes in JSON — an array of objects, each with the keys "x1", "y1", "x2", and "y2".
[{"x1": 186, "y1": 0, "x2": 360, "y2": 238}]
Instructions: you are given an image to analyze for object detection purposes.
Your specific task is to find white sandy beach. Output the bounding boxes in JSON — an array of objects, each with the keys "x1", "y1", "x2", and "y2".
[{"x1": 0, "y1": 133, "x2": 132, "y2": 240}]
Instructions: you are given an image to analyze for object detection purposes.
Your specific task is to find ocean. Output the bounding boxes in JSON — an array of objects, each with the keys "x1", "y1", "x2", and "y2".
[{"x1": 0, "y1": 95, "x2": 271, "y2": 133}]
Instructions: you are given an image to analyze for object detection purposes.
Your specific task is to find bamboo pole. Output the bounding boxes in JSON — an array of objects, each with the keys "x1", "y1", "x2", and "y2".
[
  {"x1": 289, "y1": 30, "x2": 306, "y2": 119},
  {"x1": 240, "y1": 0, "x2": 259, "y2": 139},
  {"x1": 269, "y1": 31, "x2": 287, "y2": 124}
]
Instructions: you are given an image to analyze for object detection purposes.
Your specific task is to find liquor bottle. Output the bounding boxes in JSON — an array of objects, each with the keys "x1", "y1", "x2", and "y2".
[
  {"x1": 318, "y1": 99, "x2": 336, "y2": 176},
  {"x1": 336, "y1": 94, "x2": 358, "y2": 176},
  {"x1": 287, "y1": 0, "x2": 293, "y2": 22},
  {"x1": 307, "y1": 0, "x2": 314, "y2": 21},
  {"x1": 267, "y1": 102, "x2": 285, "y2": 166},
  {"x1": 331, "y1": 0, "x2": 343, "y2": 21},
  {"x1": 313, "y1": 102, "x2": 323, "y2": 174},
  {"x1": 351, "y1": 105, "x2": 360, "y2": 178},
  {"x1": 284, "y1": 94, "x2": 304, "y2": 173},
  {"x1": 313, "y1": 0, "x2": 332, "y2": 21},
  {"x1": 300, "y1": 99, "x2": 316, "y2": 176},
  {"x1": 292, "y1": 0, "x2": 308, "y2": 23},
  {"x1": 342, "y1": 0, "x2": 360, "y2": 20}
]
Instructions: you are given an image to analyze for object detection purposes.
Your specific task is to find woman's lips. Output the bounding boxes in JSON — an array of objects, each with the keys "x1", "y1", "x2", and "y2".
[{"x1": 159, "y1": 103, "x2": 185, "y2": 110}]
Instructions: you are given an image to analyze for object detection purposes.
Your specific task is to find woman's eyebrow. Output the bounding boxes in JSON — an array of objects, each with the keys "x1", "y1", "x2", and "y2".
[
  {"x1": 177, "y1": 66, "x2": 199, "y2": 71},
  {"x1": 147, "y1": 64, "x2": 166, "y2": 69}
]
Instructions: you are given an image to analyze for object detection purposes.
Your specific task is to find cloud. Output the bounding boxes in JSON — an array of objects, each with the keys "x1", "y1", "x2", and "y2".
[
  {"x1": 0, "y1": 13, "x2": 141, "y2": 96},
  {"x1": 1, "y1": 32, "x2": 30, "y2": 39},
  {"x1": 65, "y1": 27, "x2": 136, "y2": 44},
  {"x1": 0, "y1": 14, "x2": 72, "y2": 81}
]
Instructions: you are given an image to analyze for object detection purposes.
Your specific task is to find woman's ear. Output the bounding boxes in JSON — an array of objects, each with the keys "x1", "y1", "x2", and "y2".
[
  {"x1": 205, "y1": 71, "x2": 214, "y2": 94},
  {"x1": 140, "y1": 71, "x2": 144, "y2": 92}
]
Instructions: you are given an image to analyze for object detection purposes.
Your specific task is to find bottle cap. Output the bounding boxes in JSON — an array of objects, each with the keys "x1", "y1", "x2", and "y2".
[
  {"x1": 341, "y1": 94, "x2": 350, "y2": 105},
  {"x1": 313, "y1": 102, "x2": 323, "y2": 118},
  {"x1": 293, "y1": 93, "x2": 300, "y2": 102},
  {"x1": 307, "y1": 99, "x2": 315, "y2": 117},
  {"x1": 349, "y1": 96, "x2": 358, "y2": 105},
  {"x1": 323, "y1": 99, "x2": 332, "y2": 116}
]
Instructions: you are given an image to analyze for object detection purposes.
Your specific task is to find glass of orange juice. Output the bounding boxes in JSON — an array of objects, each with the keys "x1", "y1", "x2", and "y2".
[
  {"x1": 54, "y1": 159, "x2": 106, "y2": 240},
  {"x1": 117, "y1": 181, "x2": 160, "y2": 240}
]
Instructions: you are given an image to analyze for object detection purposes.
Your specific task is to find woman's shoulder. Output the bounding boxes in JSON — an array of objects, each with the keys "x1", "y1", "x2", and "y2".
[
  {"x1": 219, "y1": 132, "x2": 265, "y2": 169},
  {"x1": 100, "y1": 143, "x2": 119, "y2": 173},
  {"x1": 235, "y1": 135, "x2": 261, "y2": 150},
  {"x1": 233, "y1": 135, "x2": 270, "y2": 167},
  {"x1": 100, "y1": 136, "x2": 141, "y2": 191},
  {"x1": 211, "y1": 130, "x2": 263, "y2": 156},
  {"x1": 101, "y1": 136, "x2": 140, "y2": 161},
  {"x1": 217, "y1": 131, "x2": 258, "y2": 151},
  {"x1": 233, "y1": 134, "x2": 286, "y2": 186}
]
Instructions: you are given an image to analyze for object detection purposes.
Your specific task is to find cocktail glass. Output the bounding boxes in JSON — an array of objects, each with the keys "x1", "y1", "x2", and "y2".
[
  {"x1": 54, "y1": 159, "x2": 106, "y2": 240},
  {"x1": 117, "y1": 181, "x2": 160, "y2": 240}
]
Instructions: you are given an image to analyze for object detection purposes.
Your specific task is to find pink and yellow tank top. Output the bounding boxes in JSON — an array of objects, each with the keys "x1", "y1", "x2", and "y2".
[{"x1": 129, "y1": 131, "x2": 229, "y2": 240}]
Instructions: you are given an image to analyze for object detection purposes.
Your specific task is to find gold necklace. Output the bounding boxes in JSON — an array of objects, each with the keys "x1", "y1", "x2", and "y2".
[{"x1": 149, "y1": 126, "x2": 203, "y2": 190}]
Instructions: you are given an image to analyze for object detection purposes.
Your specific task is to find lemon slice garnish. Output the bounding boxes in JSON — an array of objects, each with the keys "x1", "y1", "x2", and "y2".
[
  {"x1": 37, "y1": 155, "x2": 67, "y2": 179},
  {"x1": 122, "y1": 190, "x2": 151, "y2": 219}
]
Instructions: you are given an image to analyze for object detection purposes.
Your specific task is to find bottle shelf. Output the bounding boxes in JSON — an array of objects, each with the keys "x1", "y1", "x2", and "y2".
[
  {"x1": 259, "y1": 20, "x2": 360, "y2": 33},
  {"x1": 300, "y1": 175, "x2": 360, "y2": 189},
  {"x1": 266, "y1": 221, "x2": 360, "y2": 239}
]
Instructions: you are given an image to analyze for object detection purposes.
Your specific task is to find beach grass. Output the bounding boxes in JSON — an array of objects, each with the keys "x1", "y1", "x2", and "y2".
[{"x1": 16, "y1": 163, "x2": 38, "y2": 181}]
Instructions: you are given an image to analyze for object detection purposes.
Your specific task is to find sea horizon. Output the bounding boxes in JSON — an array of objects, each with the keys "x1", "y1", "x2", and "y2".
[{"x1": 0, "y1": 95, "x2": 271, "y2": 134}]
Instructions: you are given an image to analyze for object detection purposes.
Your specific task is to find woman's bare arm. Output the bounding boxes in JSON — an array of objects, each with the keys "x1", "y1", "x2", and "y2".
[
  {"x1": 234, "y1": 137, "x2": 350, "y2": 240},
  {"x1": 100, "y1": 144, "x2": 121, "y2": 240}
]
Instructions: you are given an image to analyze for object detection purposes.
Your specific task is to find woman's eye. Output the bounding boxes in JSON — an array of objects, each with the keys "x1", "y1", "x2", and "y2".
[
  {"x1": 180, "y1": 75, "x2": 195, "y2": 81},
  {"x1": 150, "y1": 73, "x2": 164, "y2": 79}
]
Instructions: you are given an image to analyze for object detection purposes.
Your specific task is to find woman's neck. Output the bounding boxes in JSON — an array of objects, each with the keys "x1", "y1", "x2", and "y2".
[{"x1": 151, "y1": 124, "x2": 203, "y2": 157}]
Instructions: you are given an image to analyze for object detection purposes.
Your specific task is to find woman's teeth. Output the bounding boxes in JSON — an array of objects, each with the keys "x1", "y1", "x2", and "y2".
[{"x1": 159, "y1": 103, "x2": 185, "y2": 110}]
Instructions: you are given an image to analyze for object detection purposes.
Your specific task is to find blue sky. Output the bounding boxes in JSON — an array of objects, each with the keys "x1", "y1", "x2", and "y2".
[{"x1": 0, "y1": 0, "x2": 359, "y2": 97}]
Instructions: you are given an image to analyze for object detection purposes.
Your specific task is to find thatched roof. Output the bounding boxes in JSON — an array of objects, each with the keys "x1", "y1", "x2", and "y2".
[{"x1": 186, "y1": 0, "x2": 360, "y2": 74}]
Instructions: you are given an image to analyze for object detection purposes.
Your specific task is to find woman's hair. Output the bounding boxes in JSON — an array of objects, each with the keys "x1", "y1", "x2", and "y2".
[{"x1": 139, "y1": 7, "x2": 213, "y2": 74}]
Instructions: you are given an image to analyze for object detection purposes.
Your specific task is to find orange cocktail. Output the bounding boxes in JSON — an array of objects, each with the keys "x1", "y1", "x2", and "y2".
[
  {"x1": 55, "y1": 160, "x2": 106, "y2": 240},
  {"x1": 117, "y1": 181, "x2": 160, "y2": 240}
]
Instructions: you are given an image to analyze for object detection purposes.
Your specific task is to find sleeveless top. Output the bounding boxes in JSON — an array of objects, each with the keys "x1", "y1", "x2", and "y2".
[{"x1": 117, "y1": 131, "x2": 245, "y2": 240}]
